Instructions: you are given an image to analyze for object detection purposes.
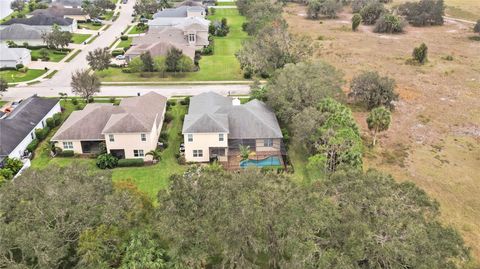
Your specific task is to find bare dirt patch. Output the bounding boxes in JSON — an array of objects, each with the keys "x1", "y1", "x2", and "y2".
[{"x1": 284, "y1": 3, "x2": 480, "y2": 260}]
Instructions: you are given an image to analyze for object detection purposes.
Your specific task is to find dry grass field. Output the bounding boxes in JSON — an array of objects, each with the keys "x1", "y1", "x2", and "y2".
[
  {"x1": 283, "y1": 3, "x2": 480, "y2": 261},
  {"x1": 391, "y1": 0, "x2": 480, "y2": 21}
]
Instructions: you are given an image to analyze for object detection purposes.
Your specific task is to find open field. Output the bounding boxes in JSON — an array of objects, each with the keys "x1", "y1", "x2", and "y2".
[
  {"x1": 97, "y1": 8, "x2": 248, "y2": 82},
  {"x1": 284, "y1": 3, "x2": 480, "y2": 260},
  {"x1": 30, "y1": 99, "x2": 187, "y2": 200},
  {"x1": 0, "y1": 69, "x2": 47, "y2": 83}
]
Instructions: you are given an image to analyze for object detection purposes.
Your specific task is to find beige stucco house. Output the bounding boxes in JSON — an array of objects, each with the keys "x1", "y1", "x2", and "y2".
[
  {"x1": 51, "y1": 92, "x2": 167, "y2": 161},
  {"x1": 182, "y1": 92, "x2": 285, "y2": 169}
]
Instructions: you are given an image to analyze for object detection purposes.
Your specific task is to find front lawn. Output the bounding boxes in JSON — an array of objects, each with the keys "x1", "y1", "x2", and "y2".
[
  {"x1": 116, "y1": 37, "x2": 132, "y2": 49},
  {"x1": 102, "y1": 11, "x2": 115, "y2": 21},
  {"x1": 127, "y1": 24, "x2": 148, "y2": 34},
  {"x1": 30, "y1": 48, "x2": 70, "y2": 62},
  {"x1": 30, "y1": 99, "x2": 188, "y2": 200},
  {"x1": 78, "y1": 22, "x2": 103, "y2": 30},
  {"x1": 0, "y1": 69, "x2": 47, "y2": 83},
  {"x1": 71, "y1": 33, "x2": 92, "y2": 44},
  {"x1": 97, "y1": 9, "x2": 248, "y2": 82}
]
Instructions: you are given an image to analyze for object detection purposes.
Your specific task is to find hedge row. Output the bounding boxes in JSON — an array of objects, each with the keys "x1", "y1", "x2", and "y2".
[{"x1": 117, "y1": 158, "x2": 144, "y2": 167}]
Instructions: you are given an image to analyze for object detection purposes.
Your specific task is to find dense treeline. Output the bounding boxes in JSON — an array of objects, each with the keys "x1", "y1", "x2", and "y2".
[{"x1": 0, "y1": 164, "x2": 471, "y2": 268}]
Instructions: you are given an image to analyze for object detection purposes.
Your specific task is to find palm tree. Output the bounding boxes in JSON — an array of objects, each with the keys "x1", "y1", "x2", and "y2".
[
  {"x1": 146, "y1": 149, "x2": 162, "y2": 163},
  {"x1": 239, "y1": 145, "x2": 250, "y2": 161},
  {"x1": 366, "y1": 106, "x2": 391, "y2": 146}
]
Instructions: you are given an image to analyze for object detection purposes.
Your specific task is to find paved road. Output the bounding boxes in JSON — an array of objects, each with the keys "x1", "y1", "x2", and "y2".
[
  {"x1": 37, "y1": 0, "x2": 137, "y2": 89},
  {"x1": 2, "y1": 84, "x2": 251, "y2": 100}
]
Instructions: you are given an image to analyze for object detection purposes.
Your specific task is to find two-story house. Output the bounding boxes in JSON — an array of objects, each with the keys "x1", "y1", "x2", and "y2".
[
  {"x1": 51, "y1": 92, "x2": 167, "y2": 161},
  {"x1": 182, "y1": 92, "x2": 286, "y2": 169}
]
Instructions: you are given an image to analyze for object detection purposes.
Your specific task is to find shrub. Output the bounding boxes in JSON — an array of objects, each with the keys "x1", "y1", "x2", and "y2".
[
  {"x1": 177, "y1": 155, "x2": 186, "y2": 165},
  {"x1": 352, "y1": 0, "x2": 372, "y2": 13},
  {"x1": 442, "y1": 55, "x2": 453, "y2": 61},
  {"x1": 111, "y1": 50, "x2": 124, "y2": 56},
  {"x1": 360, "y1": 1, "x2": 385, "y2": 25},
  {"x1": 58, "y1": 150, "x2": 74, "y2": 157},
  {"x1": 31, "y1": 56, "x2": 38, "y2": 61},
  {"x1": 180, "y1": 96, "x2": 190, "y2": 105},
  {"x1": 164, "y1": 112, "x2": 173, "y2": 123},
  {"x1": 0, "y1": 169, "x2": 13, "y2": 181},
  {"x1": 374, "y1": 13, "x2": 405, "y2": 33},
  {"x1": 16, "y1": 63, "x2": 24, "y2": 69},
  {"x1": 18, "y1": 67, "x2": 28, "y2": 73},
  {"x1": 161, "y1": 141, "x2": 168, "y2": 149},
  {"x1": 46, "y1": 117, "x2": 55, "y2": 128},
  {"x1": 26, "y1": 139, "x2": 39, "y2": 152},
  {"x1": 120, "y1": 35, "x2": 128, "y2": 41},
  {"x1": 398, "y1": 0, "x2": 444, "y2": 26},
  {"x1": 122, "y1": 67, "x2": 132, "y2": 73},
  {"x1": 307, "y1": 0, "x2": 342, "y2": 19},
  {"x1": 35, "y1": 128, "x2": 47, "y2": 141},
  {"x1": 71, "y1": 98, "x2": 78, "y2": 105},
  {"x1": 352, "y1": 13, "x2": 362, "y2": 31},
  {"x1": 159, "y1": 131, "x2": 168, "y2": 141},
  {"x1": 117, "y1": 158, "x2": 144, "y2": 167},
  {"x1": 167, "y1": 99, "x2": 176, "y2": 107},
  {"x1": 349, "y1": 71, "x2": 398, "y2": 110},
  {"x1": 53, "y1": 113, "x2": 62, "y2": 126},
  {"x1": 412, "y1": 43, "x2": 428, "y2": 64},
  {"x1": 4, "y1": 157, "x2": 23, "y2": 175},
  {"x1": 96, "y1": 153, "x2": 118, "y2": 169}
]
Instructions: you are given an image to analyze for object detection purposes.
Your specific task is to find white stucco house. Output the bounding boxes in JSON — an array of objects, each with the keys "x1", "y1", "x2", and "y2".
[
  {"x1": 51, "y1": 92, "x2": 167, "y2": 161},
  {"x1": 0, "y1": 45, "x2": 31, "y2": 68},
  {"x1": 0, "y1": 96, "x2": 61, "y2": 166}
]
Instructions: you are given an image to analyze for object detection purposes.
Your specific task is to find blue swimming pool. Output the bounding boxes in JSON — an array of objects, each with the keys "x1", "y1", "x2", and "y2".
[{"x1": 240, "y1": 156, "x2": 282, "y2": 168}]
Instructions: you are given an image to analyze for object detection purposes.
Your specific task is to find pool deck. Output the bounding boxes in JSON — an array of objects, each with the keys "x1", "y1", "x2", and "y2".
[{"x1": 224, "y1": 150, "x2": 284, "y2": 170}]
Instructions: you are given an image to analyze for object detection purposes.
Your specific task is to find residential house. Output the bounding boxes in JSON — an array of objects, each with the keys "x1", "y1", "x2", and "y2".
[
  {"x1": 182, "y1": 92, "x2": 286, "y2": 169},
  {"x1": 0, "y1": 14, "x2": 77, "y2": 32},
  {"x1": 51, "y1": 92, "x2": 167, "y2": 161},
  {"x1": 0, "y1": 96, "x2": 61, "y2": 165},
  {"x1": 52, "y1": 0, "x2": 84, "y2": 8},
  {"x1": 153, "y1": 5, "x2": 206, "y2": 19},
  {"x1": 145, "y1": 16, "x2": 209, "y2": 46},
  {"x1": 0, "y1": 24, "x2": 45, "y2": 45},
  {"x1": 29, "y1": 4, "x2": 90, "y2": 22},
  {"x1": 148, "y1": 12, "x2": 210, "y2": 30},
  {"x1": 125, "y1": 40, "x2": 196, "y2": 61},
  {"x1": 0, "y1": 44, "x2": 31, "y2": 68}
]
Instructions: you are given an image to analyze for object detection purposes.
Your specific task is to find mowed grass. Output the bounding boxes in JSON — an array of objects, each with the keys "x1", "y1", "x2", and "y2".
[
  {"x1": 71, "y1": 33, "x2": 92, "y2": 44},
  {"x1": 30, "y1": 49, "x2": 69, "y2": 62},
  {"x1": 127, "y1": 24, "x2": 147, "y2": 34},
  {"x1": 31, "y1": 100, "x2": 187, "y2": 200},
  {"x1": 0, "y1": 69, "x2": 47, "y2": 83},
  {"x1": 97, "y1": 8, "x2": 249, "y2": 81},
  {"x1": 216, "y1": 2, "x2": 236, "y2": 6},
  {"x1": 116, "y1": 37, "x2": 132, "y2": 49}
]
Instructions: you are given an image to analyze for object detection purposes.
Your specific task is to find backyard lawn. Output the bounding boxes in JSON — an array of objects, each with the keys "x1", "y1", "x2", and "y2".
[
  {"x1": 97, "y1": 8, "x2": 249, "y2": 82},
  {"x1": 30, "y1": 48, "x2": 70, "y2": 62},
  {"x1": 0, "y1": 69, "x2": 47, "y2": 83},
  {"x1": 30, "y1": 99, "x2": 187, "y2": 200},
  {"x1": 71, "y1": 33, "x2": 92, "y2": 44}
]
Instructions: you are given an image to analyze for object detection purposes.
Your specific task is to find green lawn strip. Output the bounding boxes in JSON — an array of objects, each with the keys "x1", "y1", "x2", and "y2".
[
  {"x1": 27, "y1": 80, "x2": 41, "y2": 85},
  {"x1": 1, "y1": 69, "x2": 47, "y2": 83},
  {"x1": 30, "y1": 48, "x2": 70, "y2": 62},
  {"x1": 65, "y1": 50, "x2": 82, "y2": 62},
  {"x1": 116, "y1": 37, "x2": 132, "y2": 49},
  {"x1": 112, "y1": 104, "x2": 187, "y2": 199},
  {"x1": 78, "y1": 22, "x2": 103, "y2": 30},
  {"x1": 87, "y1": 34, "x2": 100, "y2": 44},
  {"x1": 71, "y1": 33, "x2": 92, "y2": 44},
  {"x1": 216, "y1": 2, "x2": 236, "y2": 6},
  {"x1": 45, "y1": 70, "x2": 58, "y2": 79},
  {"x1": 0, "y1": 101, "x2": 8, "y2": 107},
  {"x1": 31, "y1": 100, "x2": 188, "y2": 200},
  {"x1": 287, "y1": 142, "x2": 323, "y2": 185},
  {"x1": 98, "y1": 9, "x2": 248, "y2": 82},
  {"x1": 102, "y1": 11, "x2": 115, "y2": 21},
  {"x1": 127, "y1": 24, "x2": 147, "y2": 34}
]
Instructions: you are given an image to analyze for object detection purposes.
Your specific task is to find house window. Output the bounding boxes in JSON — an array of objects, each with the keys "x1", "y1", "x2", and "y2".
[
  {"x1": 63, "y1": 141, "x2": 73, "y2": 149},
  {"x1": 134, "y1": 149, "x2": 144, "y2": 157},
  {"x1": 187, "y1": 134, "x2": 193, "y2": 142},
  {"x1": 193, "y1": 149, "x2": 203, "y2": 157},
  {"x1": 141, "y1": 133, "x2": 146, "y2": 142},
  {"x1": 219, "y1": 133, "x2": 224, "y2": 142},
  {"x1": 263, "y1": 139, "x2": 273, "y2": 147},
  {"x1": 188, "y1": 33, "x2": 195, "y2": 42},
  {"x1": 109, "y1": 134, "x2": 114, "y2": 142}
]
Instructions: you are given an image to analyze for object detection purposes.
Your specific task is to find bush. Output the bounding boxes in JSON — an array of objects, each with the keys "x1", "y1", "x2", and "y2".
[
  {"x1": 352, "y1": 0, "x2": 372, "y2": 13},
  {"x1": 53, "y1": 113, "x2": 62, "y2": 126},
  {"x1": 71, "y1": 98, "x2": 79, "y2": 105},
  {"x1": 474, "y1": 19, "x2": 480, "y2": 34},
  {"x1": 26, "y1": 139, "x2": 39, "y2": 152},
  {"x1": 398, "y1": 0, "x2": 444, "y2": 26},
  {"x1": 177, "y1": 155, "x2": 186, "y2": 165},
  {"x1": 167, "y1": 99, "x2": 176, "y2": 107},
  {"x1": 16, "y1": 64, "x2": 24, "y2": 69},
  {"x1": 58, "y1": 150, "x2": 74, "y2": 157},
  {"x1": 352, "y1": 13, "x2": 362, "y2": 31},
  {"x1": 374, "y1": 13, "x2": 405, "y2": 33},
  {"x1": 96, "y1": 153, "x2": 118, "y2": 169},
  {"x1": 202, "y1": 40, "x2": 214, "y2": 55},
  {"x1": 34, "y1": 127, "x2": 49, "y2": 141},
  {"x1": 180, "y1": 96, "x2": 190, "y2": 105},
  {"x1": 412, "y1": 43, "x2": 428, "y2": 64},
  {"x1": 159, "y1": 131, "x2": 168, "y2": 141},
  {"x1": 349, "y1": 71, "x2": 398, "y2": 110},
  {"x1": 0, "y1": 169, "x2": 13, "y2": 181},
  {"x1": 120, "y1": 35, "x2": 128, "y2": 41},
  {"x1": 31, "y1": 56, "x2": 38, "y2": 61},
  {"x1": 92, "y1": 22, "x2": 102, "y2": 26},
  {"x1": 164, "y1": 112, "x2": 173, "y2": 123},
  {"x1": 360, "y1": 1, "x2": 385, "y2": 25},
  {"x1": 307, "y1": 0, "x2": 342, "y2": 19},
  {"x1": 122, "y1": 67, "x2": 132, "y2": 73},
  {"x1": 18, "y1": 67, "x2": 28, "y2": 73},
  {"x1": 117, "y1": 158, "x2": 144, "y2": 167},
  {"x1": 5, "y1": 157, "x2": 23, "y2": 175},
  {"x1": 112, "y1": 50, "x2": 124, "y2": 56},
  {"x1": 46, "y1": 117, "x2": 55, "y2": 128}
]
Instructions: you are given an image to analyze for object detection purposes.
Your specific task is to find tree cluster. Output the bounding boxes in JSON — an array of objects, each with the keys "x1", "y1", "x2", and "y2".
[
  {"x1": 398, "y1": 0, "x2": 444, "y2": 26},
  {"x1": 373, "y1": 13, "x2": 406, "y2": 33},
  {"x1": 0, "y1": 164, "x2": 471, "y2": 268},
  {"x1": 42, "y1": 25, "x2": 72, "y2": 49},
  {"x1": 134, "y1": 0, "x2": 169, "y2": 17},
  {"x1": 307, "y1": 0, "x2": 343, "y2": 19},
  {"x1": 349, "y1": 70, "x2": 398, "y2": 110},
  {"x1": 82, "y1": 0, "x2": 115, "y2": 19},
  {"x1": 359, "y1": 1, "x2": 385, "y2": 25}
]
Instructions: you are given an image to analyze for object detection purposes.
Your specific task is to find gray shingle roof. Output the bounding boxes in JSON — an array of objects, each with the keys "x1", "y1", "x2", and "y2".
[
  {"x1": 0, "y1": 24, "x2": 45, "y2": 40},
  {"x1": 153, "y1": 6, "x2": 205, "y2": 18},
  {"x1": 0, "y1": 45, "x2": 29, "y2": 61},
  {"x1": 51, "y1": 92, "x2": 167, "y2": 141},
  {"x1": 0, "y1": 96, "x2": 59, "y2": 158},
  {"x1": 2, "y1": 14, "x2": 73, "y2": 26},
  {"x1": 182, "y1": 92, "x2": 283, "y2": 139},
  {"x1": 30, "y1": 4, "x2": 86, "y2": 17}
]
